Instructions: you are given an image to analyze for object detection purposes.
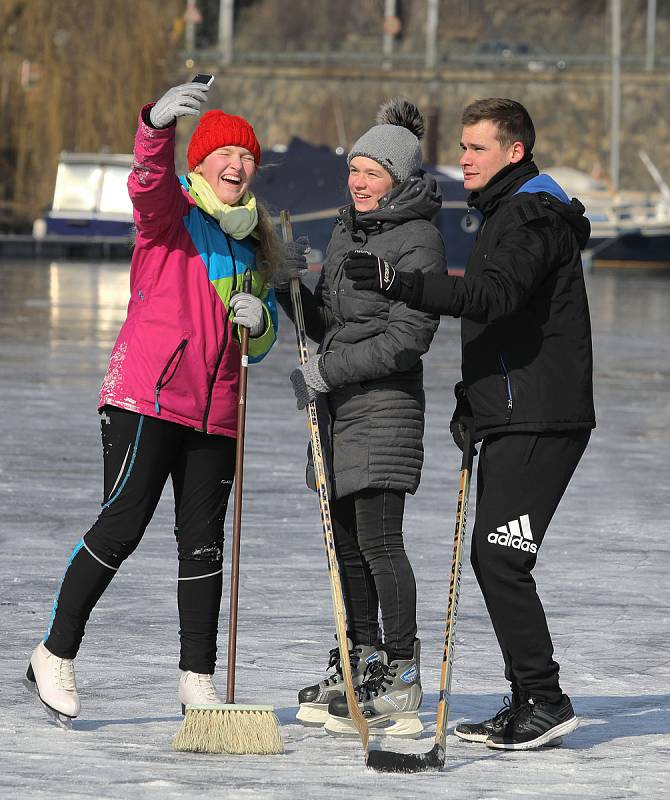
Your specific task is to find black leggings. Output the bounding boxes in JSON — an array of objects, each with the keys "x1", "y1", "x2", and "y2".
[
  {"x1": 471, "y1": 430, "x2": 590, "y2": 703},
  {"x1": 44, "y1": 406, "x2": 236, "y2": 673},
  {"x1": 331, "y1": 488, "x2": 417, "y2": 660}
]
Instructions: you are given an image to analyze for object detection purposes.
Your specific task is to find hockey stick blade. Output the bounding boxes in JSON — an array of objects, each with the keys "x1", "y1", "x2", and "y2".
[{"x1": 366, "y1": 743, "x2": 444, "y2": 773}]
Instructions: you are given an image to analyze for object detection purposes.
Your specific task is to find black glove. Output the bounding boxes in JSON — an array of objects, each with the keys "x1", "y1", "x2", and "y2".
[
  {"x1": 342, "y1": 250, "x2": 415, "y2": 303},
  {"x1": 450, "y1": 382, "x2": 478, "y2": 454}
]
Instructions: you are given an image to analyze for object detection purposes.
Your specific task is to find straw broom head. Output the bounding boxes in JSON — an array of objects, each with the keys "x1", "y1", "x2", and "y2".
[{"x1": 173, "y1": 705, "x2": 284, "y2": 755}]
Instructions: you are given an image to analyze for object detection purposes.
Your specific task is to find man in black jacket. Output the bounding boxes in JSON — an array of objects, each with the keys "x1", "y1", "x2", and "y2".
[{"x1": 343, "y1": 98, "x2": 595, "y2": 750}]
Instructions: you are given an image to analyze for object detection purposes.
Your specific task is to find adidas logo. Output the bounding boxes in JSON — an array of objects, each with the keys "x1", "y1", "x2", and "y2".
[{"x1": 487, "y1": 514, "x2": 537, "y2": 554}]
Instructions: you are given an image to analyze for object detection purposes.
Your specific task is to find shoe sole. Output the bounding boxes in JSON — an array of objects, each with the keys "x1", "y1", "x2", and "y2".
[
  {"x1": 454, "y1": 729, "x2": 563, "y2": 747},
  {"x1": 324, "y1": 711, "x2": 423, "y2": 739},
  {"x1": 454, "y1": 729, "x2": 490, "y2": 743},
  {"x1": 24, "y1": 663, "x2": 77, "y2": 728},
  {"x1": 486, "y1": 716, "x2": 579, "y2": 750}
]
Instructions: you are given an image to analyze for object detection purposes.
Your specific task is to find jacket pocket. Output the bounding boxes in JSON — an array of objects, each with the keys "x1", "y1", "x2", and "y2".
[
  {"x1": 498, "y1": 353, "x2": 513, "y2": 422},
  {"x1": 154, "y1": 338, "x2": 188, "y2": 414}
]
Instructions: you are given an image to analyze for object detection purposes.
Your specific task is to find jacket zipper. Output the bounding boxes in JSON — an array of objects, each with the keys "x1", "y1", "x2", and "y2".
[
  {"x1": 498, "y1": 353, "x2": 513, "y2": 422},
  {"x1": 154, "y1": 339, "x2": 188, "y2": 414}
]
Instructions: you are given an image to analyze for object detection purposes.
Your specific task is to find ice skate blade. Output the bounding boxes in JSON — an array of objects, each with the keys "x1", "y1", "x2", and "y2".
[
  {"x1": 324, "y1": 712, "x2": 423, "y2": 739},
  {"x1": 23, "y1": 676, "x2": 75, "y2": 730},
  {"x1": 296, "y1": 703, "x2": 329, "y2": 726},
  {"x1": 486, "y1": 717, "x2": 578, "y2": 750}
]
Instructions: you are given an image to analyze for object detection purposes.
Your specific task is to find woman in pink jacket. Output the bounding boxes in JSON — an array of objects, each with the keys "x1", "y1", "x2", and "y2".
[{"x1": 26, "y1": 79, "x2": 291, "y2": 724}]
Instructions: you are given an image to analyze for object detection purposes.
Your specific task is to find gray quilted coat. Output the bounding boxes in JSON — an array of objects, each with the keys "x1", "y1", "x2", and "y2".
[{"x1": 279, "y1": 171, "x2": 447, "y2": 499}]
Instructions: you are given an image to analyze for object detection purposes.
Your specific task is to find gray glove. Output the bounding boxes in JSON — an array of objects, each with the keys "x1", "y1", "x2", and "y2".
[
  {"x1": 230, "y1": 292, "x2": 265, "y2": 337},
  {"x1": 149, "y1": 82, "x2": 211, "y2": 129},
  {"x1": 290, "y1": 354, "x2": 331, "y2": 410},
  {"x1": 272, "y1": 238, "x2": 310, "y2": 291}
]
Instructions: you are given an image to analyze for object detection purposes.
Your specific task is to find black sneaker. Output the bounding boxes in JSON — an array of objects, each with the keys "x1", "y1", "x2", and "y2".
[
  {"x1": 486, "y1": 694, "x2": 579, "y2": 750},
  {"x1": 454, "y1": 695, "x2": 519, "y2": 743}
]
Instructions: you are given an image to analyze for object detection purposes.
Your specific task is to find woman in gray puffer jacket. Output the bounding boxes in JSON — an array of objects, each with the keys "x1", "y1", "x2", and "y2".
[{"x1": 277, "y1": 99, "x2": 447, "y2": 737}]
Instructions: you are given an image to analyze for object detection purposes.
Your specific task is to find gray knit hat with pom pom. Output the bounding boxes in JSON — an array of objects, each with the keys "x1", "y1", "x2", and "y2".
[{"x1": 347, "y1": 98, "x2": 425, "y2": 183}]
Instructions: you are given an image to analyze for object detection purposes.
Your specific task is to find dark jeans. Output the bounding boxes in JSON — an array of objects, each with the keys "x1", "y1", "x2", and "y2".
[
  {"x1": 471, "y1": 430, "x2": 590, "y2": 703},
  {"x1": 331, "y1": 488, "x2": 417, "y2": 660},
  {"x1": 45, "y1": 406, "x2": 236, "y2": 673}
]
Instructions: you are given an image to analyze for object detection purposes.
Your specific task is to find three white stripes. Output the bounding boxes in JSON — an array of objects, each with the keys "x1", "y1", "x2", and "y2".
[{"x1": 497, "y1": 513, "x2": 533, "y2": 541}]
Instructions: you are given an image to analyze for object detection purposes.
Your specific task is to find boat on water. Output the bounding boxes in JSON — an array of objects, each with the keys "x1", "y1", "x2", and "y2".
[
  {"x1": 0, "y1": 152, "x2": 135, "y2": 259},
  {"x1": 546, "y1": 154, "x2": 670, "y2": 270},
  {"x1": 24, "y1": 152, "x2": 135, "y2": 258}
]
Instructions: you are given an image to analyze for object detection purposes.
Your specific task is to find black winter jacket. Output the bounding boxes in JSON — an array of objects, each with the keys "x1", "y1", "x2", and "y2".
[
  {"x1": 278, "y1": 171, "x2": 447, "y2": 498},
  {"x1": 408, "y1": 160, "x2": 596, "y2": 439}
]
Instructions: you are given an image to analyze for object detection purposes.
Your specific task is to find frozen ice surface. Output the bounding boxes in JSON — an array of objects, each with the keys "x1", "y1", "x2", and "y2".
[{"x1": 0, "y1": 260, "x2": 668, "y2": 799}]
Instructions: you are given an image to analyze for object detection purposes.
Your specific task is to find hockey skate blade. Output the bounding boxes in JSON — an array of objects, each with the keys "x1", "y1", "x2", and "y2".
[
  {"x1": 23, "y1": 669, "x2": 75, "y2": 730},
  {"x1": 324, "y1": 712, "x2": 423, "y2": 739},
  {"x1": 486, "y1": 717, "x2": 578, "y2": 750},
  {"x1": 296, "y1": 703, "x2": 329, "y2": 726}
]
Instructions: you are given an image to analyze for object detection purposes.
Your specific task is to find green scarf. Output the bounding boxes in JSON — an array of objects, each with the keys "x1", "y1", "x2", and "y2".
[{"x1": 187, "y1": 172, "x2": 259, "y2": 240}]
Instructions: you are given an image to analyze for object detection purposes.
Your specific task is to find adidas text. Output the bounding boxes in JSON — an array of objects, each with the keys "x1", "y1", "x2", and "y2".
[{"x1": 488, "y1": 514, "x2": 537, "y2": 554}]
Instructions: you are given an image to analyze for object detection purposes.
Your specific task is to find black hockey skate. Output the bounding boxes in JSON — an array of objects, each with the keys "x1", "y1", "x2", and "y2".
[
  {"x1": 324, "y1": 641, "x2": 423, "y2": 738},
  {"x1": 297, "y1": 639, "x2": 379, "y2": 727}
]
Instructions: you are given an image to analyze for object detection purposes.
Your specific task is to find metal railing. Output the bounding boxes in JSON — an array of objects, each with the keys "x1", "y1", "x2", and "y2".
[{"x1": 187, "y1": 48, "x2": 670, "y2": 72}]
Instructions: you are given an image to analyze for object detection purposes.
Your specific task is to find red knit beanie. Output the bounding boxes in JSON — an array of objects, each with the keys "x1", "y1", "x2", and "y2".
[{"x1": 187, "y1": 110, "x2": 261, "y2": 170}]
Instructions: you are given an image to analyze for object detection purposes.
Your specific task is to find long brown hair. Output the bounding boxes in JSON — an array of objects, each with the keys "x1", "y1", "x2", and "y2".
[{"x1": 254, "y1": 201, "x2": 282, "y2": 281}]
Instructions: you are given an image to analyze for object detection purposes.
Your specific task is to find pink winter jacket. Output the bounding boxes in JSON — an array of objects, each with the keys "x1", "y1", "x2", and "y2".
[{"x1": 99, "y1": 107, "x2": 278, "y2": 437}]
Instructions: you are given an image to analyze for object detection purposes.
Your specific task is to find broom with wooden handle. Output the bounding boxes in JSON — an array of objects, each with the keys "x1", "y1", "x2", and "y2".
[
  {"x1": 280, "y1": 210, "x2": 369, "y2": 756},
  {"x1": 173, "y1": 268, "x2": 283, "y2": 755}
]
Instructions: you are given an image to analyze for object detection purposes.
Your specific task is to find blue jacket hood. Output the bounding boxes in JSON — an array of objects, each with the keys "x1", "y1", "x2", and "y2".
[{"x1": 514, "y1": 174, "x2": 570, "y2": 204}]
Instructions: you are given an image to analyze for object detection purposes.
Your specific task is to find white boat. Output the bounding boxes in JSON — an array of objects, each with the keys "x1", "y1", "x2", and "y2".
[
  {"x1": 32, "y1": 152, "x2": 134, "y2": 242},
  {"x1": 546, "y1": 153, "x2": 670, "y2": 269}
]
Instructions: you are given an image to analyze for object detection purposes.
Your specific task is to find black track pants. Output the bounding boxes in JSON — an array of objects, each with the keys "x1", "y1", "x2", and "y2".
[
  {"x1": 45, "y1": 406, "x2": 235, "y2": 673},
  {"x1": 331, "y1": 488, "x2": 417, "y2": 660},
  {"x1": 470, "y1": 430, "x2": 590, "y2": 703}
]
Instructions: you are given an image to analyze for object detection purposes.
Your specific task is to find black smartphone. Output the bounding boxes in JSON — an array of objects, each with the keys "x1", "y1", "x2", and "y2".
[{"x1": 192, "y1": 73, "x2": 214, "y2": 86}]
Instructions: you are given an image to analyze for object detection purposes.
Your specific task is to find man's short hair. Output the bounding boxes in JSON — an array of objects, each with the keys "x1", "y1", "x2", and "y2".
[{"x1": 461, "y1": 98, "x2": 535, "y2": 155}]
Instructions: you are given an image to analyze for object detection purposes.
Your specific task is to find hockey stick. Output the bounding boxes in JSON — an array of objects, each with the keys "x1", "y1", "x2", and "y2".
[
  {"x1": 367, "y1": 431, "x2": 475, "y2": 772},
  {"x1": 280, "y1": 210, "x2": 369, "y2": 754}
]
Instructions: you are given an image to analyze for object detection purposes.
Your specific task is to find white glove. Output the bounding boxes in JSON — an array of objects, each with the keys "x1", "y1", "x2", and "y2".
[
  {"x1": 230, "y1": 292, "x2": 265, "y2": 337},
  {"x1": 149, "y1": 82, "x2": 211, "y2": 129}
]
